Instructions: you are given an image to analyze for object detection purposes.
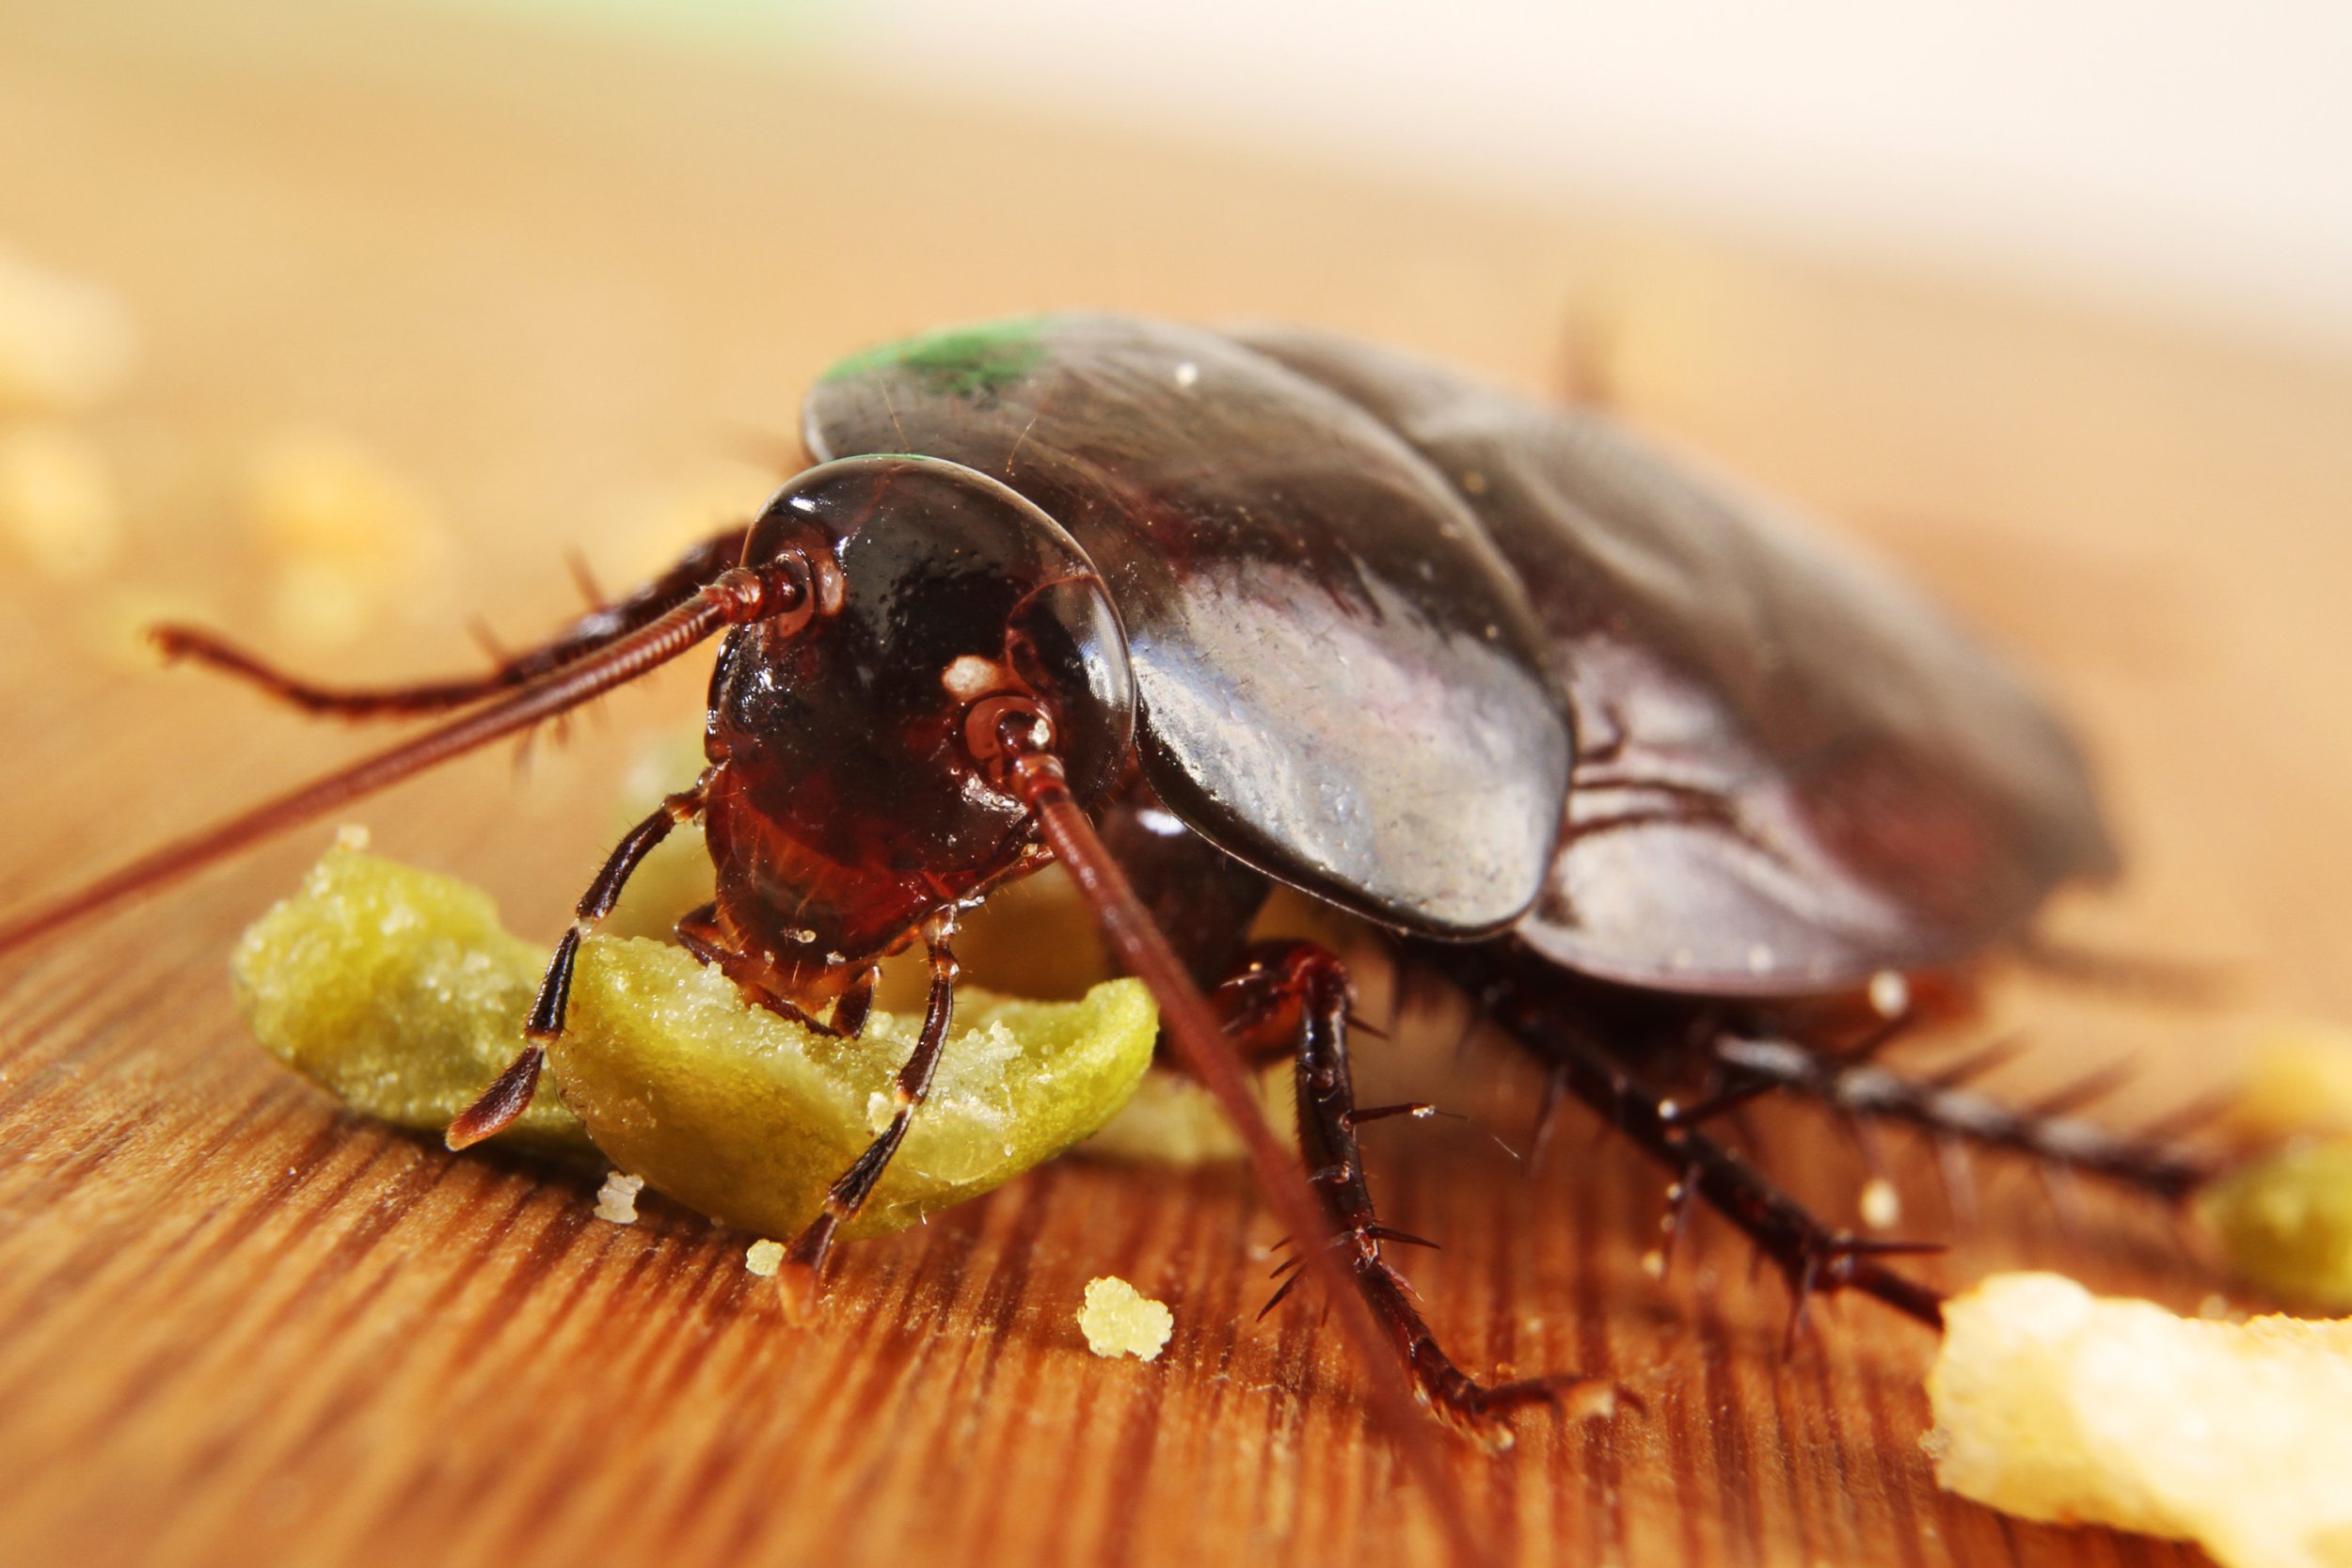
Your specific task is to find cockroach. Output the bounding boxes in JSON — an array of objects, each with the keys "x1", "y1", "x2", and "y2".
[{"x1": 0, "y1": 314, "x2": 2216, "y2": 1551}]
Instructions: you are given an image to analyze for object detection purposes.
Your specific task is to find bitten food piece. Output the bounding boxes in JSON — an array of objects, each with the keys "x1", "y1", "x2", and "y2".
[
  {"x1": 1078, "y1": 1276, "x2": 1174, "y2": 1361},
  {"x1": 1926, "y1": 1272, "x2": 2352, "y2": 1568},
  {"x1": 235, "y1": 844, "x2": 1160, "y2": 1238}
]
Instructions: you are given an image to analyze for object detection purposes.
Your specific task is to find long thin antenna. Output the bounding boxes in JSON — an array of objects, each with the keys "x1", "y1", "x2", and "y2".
[
  {"x1": 1009, "y1": 750, "x2": 1491, "y2": 1568},
  {"x1": 0, "y1": 563, "x2": 803, "y2": 959}
]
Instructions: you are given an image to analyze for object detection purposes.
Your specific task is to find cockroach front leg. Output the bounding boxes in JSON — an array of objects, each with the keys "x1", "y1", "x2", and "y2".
[
  {"x1": 1224, "y1": 941, "x2": 1601, "y2": 1440},
  {"x1": 446, "y1": 768, "x2": 716, "y2": 1148},
  {"x1": 771, "y1": 911, "x2": 961, "y2": 1318},
  {"x1": 153, "y1": 528, "x2": 752, "y2": 720}
]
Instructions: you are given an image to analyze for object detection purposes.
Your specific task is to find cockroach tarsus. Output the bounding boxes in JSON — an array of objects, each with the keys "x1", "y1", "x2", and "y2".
[{"x1": 0, "y1": 314, "x2": 2226, "y2": 1550}]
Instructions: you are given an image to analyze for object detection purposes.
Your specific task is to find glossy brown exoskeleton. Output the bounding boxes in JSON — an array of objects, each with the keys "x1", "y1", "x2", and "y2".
[{"x1": 0, "y1": 316, "x2": 2216, "y2": 1528}]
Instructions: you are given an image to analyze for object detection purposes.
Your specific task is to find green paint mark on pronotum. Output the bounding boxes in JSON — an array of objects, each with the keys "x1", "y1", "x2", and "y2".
[{"x1": 822, "y1": 318, "x2": 1047, "y2": 400}]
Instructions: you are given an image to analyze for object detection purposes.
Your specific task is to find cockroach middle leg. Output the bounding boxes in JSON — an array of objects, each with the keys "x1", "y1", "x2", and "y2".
[
  {"x1": 446, "y1": 768, "x2": 716, "y2": 1148},
  {"x1": 1221, "y1": 941, "x2": 1602, "y2": 1439},
  {"x1": 773, "y1": 911, "x2": 961, "y2": 1317},
  {"x1": 151, "y1": 528, "x2": 752, "y2": 720}
]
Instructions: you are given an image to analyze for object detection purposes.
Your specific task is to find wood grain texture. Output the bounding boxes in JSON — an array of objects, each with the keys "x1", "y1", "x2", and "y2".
[{"x1": 2, "y1": 5, "x2": 2347, "y2": 1567}]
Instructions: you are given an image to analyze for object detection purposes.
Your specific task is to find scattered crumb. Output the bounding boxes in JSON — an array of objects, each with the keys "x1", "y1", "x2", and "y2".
[
  {"x1": 245, "y1": 430, "x2": 442, "y2": 650},
  {"x1": 0, "y1": 241, "x2": 138, "y2": 412},
  {"x1": 333, "y1": 824, "x2": 372, "y2": 852},
  {"x1": 1859, "y1": 1176, "x2": 1903, "y2": 1230},
  {"x1": 0, "y1": 423, "x2": 119, "y2": 578},
  {"x1": 594, "y1": 1171, "x2": 645, "y2": 1225},
  {"x1": 1926, "y1": 1272, "x2": 2352, "y2": 1568},
  {"x1": 744, "y1": 1239, "x2": 785, "y2": 1276},
  {"x1": 1079, "y1": 1275, "x2": 1173, "y2": 1361},
  {"x1": 1638, "y1": 1247, "x2": 1665, "y2": 1280}
]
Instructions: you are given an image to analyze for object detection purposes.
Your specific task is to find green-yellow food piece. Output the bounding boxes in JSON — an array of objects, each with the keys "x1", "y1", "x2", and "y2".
[
  {"x1": 557, "y1": 933, "x2": 1156, "y2": 1239},
  {"x1": 234, "y1": 845, "x2": 1159, "y2": 1237},
  {"x1": 2200, "y1": 1142, "x2": 2352, "y2": 1309},
  {"x1": 233, "y1": 841, "x2": 593, "y2": 1154}
]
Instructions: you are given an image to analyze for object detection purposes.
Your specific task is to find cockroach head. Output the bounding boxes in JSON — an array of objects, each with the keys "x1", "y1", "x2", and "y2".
[{"x1": 701, "y1": 455, "x2": 1136, "y2": 999}]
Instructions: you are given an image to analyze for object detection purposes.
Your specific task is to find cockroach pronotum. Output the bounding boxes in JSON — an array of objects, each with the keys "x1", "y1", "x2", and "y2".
[{"x1": 0, "y1": 314, "x2": 2217, "y2": 1555}]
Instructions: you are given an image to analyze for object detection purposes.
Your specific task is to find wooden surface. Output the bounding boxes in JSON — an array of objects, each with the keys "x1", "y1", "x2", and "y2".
[{"x1": 2, "y1": 5, "x2": 2349, "y2": 1566}]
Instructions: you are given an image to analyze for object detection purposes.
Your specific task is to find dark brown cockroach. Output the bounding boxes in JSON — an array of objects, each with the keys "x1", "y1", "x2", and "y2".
[{"x1": 0, "y1": 315, "x2": 2217, "y2": 1552}]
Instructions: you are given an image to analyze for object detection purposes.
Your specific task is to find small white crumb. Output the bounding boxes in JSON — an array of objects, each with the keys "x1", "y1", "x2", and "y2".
[
  {"x1": 1078, "y1": 1275, "x2": 1173, "y2": 1361},
  {"x1": 1859, "y1": 1176, "x2": 1903, "y2": 1230},
  {"x1": 744, "y1": 1239, "x2": 786, "y2": 1276},
  {"x1": 1639, "y1": 1248, "x2": 1666, "y2": 1280},
  {"x1": 593, "y1": 1171, "x2": 645, "y2": 1225},
  {"x1": 333, "y1": 823, "x2": 372, "y2": 852},
  {"x1": 865, "y1": 1089, "x2": 896, "y2": 1134},
  {"x1": 1869, "y1": 969, "x2": 1912, "y2": 1019},
  {"x1": 1172, "y1": 360, "x2": 1199, "y2": 388}
]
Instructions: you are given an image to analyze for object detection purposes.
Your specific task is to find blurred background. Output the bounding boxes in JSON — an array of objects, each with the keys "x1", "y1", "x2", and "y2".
[{"x1": 474, "y1": 0, "x2": 2352, "y2": 355}]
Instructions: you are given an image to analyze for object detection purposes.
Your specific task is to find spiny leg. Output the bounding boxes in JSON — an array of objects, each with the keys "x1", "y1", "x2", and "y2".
[
  {"x1": 772, "y1": 911, "x2": 961, "y2": 1318},
  {"x1": 446, "y1": 768, "x2": 716, "y2": 1148},
  {"x1": 1226, "y1": 941, "x2": 1602, "y2": 1438},
  {"x1": 1707, "y1": 1032, "x2": 2218, "y2": 1202},
  {"x1": 153, "y1": 528, "x2": 751, "y2": 720},
  {"x1": 1437, "y1": 942, "x2": 1947, "y2": 1331}
]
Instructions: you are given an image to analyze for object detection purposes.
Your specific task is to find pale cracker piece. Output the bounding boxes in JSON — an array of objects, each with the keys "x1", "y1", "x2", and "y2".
[{"x1": 1926, "y1": 1271, "x2": 2352, "y2": 1568}]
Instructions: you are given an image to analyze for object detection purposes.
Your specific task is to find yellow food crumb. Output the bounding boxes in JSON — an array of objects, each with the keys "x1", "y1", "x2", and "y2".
[
  {"x1": 0, "y1": 241, "x2": 137, "y2": 412},
  {"x1": 245, "y1": 430, "x2": 442, "y2": 650},
  {"x1": 1926, "y1": 1272, "x2": 2352, "y2": 1568},
  {"x1": 0, "y1": 423, "x2": 119, "y2": 578},
  {"x1": 2228, "y1": 1018, "x2": 2352, "y2": 1146},
  {"x1": 594, "y1": 1171, "x2": 644, "y2": 1225},
  {"x1": 744, "y1": 1239, "x2": 785, "y2": 1276},
  {"x1": 1078, "y1": 1275, "x2": 1173, "y2": 1361},
  {"x1": 2199, "y1": 1141, "x2": 2352, "y2": 1308}
]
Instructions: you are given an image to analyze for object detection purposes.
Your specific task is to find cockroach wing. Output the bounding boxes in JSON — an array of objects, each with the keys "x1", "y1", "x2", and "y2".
[
  {"x1": 802, "y1": 315, "x2": 1572, "y2": 937},
  {"x1": 1239, "y1": 327, "x2": 2117, "y2": 993}
]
